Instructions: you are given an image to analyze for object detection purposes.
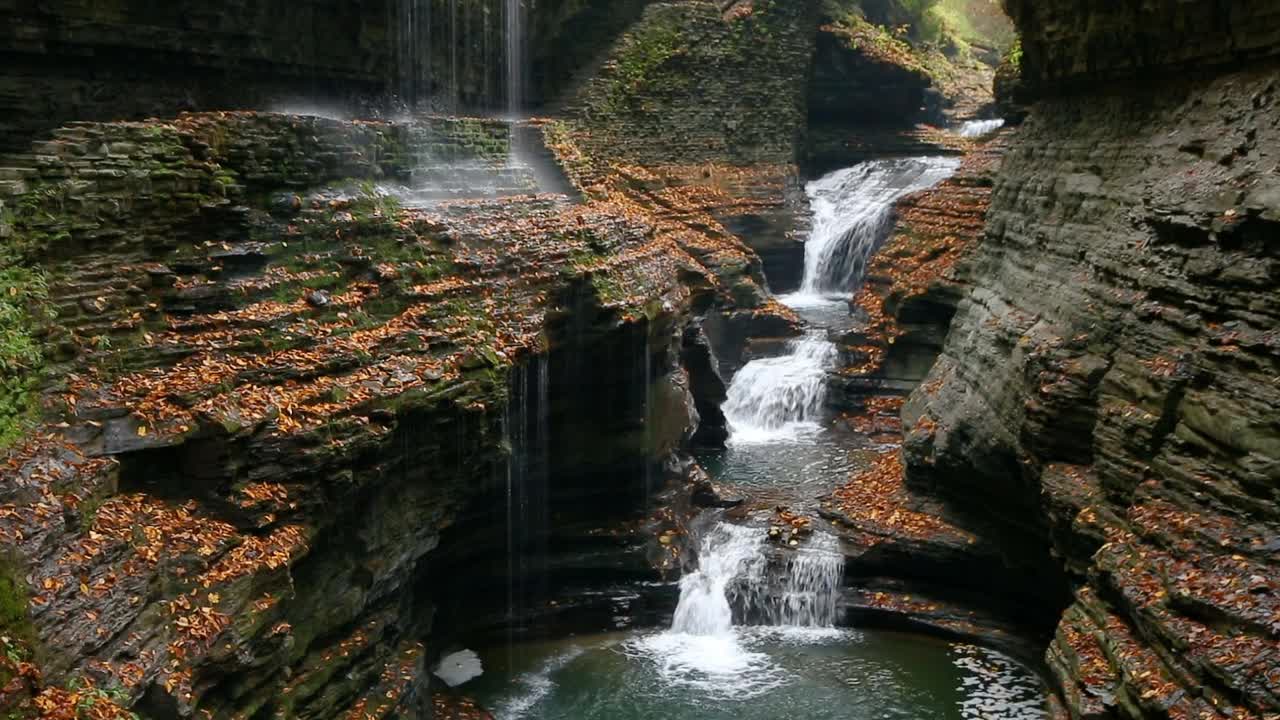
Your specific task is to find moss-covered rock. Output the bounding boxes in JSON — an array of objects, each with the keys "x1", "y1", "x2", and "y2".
[{"x1": 564, "y1": 1, "x2": 820, "y2": 166}]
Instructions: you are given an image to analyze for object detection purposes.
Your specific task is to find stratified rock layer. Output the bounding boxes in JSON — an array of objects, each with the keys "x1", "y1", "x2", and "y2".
[
  {"x1": 0, "y1": 111, "x2": 770, "y2": 719},
  {"x1": 1004, "y1": 0, "x2": 1280, "y2": 92},
  {"x1": 904, "y1": 48, "x2": 1280, "y2": 720},
  {"x1": 564, "y1": 0, "x2": 818, "y2": 166}
]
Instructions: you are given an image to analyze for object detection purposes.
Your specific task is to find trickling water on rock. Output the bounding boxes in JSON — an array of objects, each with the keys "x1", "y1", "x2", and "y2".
[
  {"x1": 737, "y1": 532, "x2": 844, "y2": 628},
  {"x1": 796, "y1": 157, "x2": 961, "y2": 297}
]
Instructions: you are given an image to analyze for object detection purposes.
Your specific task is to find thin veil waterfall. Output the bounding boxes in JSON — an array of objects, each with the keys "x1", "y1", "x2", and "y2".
[
  {"x1": 504, "y1": 356, "x2": 551, "y2": 628},
  {"x1": 393, "y1": 0, "x2": 432, "y2": 107},
  {"x1": 505, "y1": 0, "x2": 526, "y2": 115}
]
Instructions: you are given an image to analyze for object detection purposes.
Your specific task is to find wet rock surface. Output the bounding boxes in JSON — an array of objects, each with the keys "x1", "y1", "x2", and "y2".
[
  {"x1": 0, "y1": 109, "x2": 777, "y2": 718},
  {"x1": 904, "y1": 51, "x2": 1280, "y2": 720}
]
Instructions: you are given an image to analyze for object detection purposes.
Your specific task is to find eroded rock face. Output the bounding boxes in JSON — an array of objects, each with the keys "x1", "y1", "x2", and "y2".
[
  {"x1": 904, "y1": 47, "x2": 1280, "y2": 720},
  {"x1": 0, "y1": 110, "x2": 775, "y2": 719},
  {"x1": 563, "y1": 0, "x2": 819, "y2": 166},
  {"x1": 0, "y1": 0, "x2": 654, "y2": 151},
  {"x1": 1004, "y1": 0, "x2": 1280, "y2": 93}
]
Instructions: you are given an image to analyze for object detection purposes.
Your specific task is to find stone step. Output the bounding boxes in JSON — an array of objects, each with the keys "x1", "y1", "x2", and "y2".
[
  {"x1": 0, "y1": 155, "x2": 40, "y2": 169},
  {"x1": 0, "y1": 166, "x2": 37, "y2": 181}
]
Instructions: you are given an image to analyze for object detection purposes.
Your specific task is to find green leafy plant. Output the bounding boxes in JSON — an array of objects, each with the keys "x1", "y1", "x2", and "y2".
[{"x1": 1005, "y1": 38, "x2": 1023, "y2": 70}]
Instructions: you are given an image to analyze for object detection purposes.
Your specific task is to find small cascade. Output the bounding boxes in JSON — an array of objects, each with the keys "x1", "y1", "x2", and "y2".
[
  {"x1": 959, "y1": 118, "x2": 1006, "y2": 137},
  {"x1": 670, "y1": 522, "x2": 845, "y2": 634},
  {"x1": 721, "y1": 332, "x2": 838, "y2": 443},
  {"x1": 671, "y1": 524, "x2": 767, "y2": 635},
  {"x1": 737, "y1": 533, "x2": 844, "y2": 627},
  {"x1": 796, "y1": 157, "x2": 961, "y2": 297}
]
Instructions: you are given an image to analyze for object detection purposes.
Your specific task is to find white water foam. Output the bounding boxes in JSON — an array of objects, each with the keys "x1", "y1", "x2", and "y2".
[
  {"x1": 958, "y1": 118, "x2": 1006, "y2": 138},
  {"x1": 490, "y1": 647, "x2": 586, "y2": 720},
  {"x1": 722, "y1": 333, "x2": 838, "y2": 444},
  {"x1": 794, "y1": 157, "x2": 961, "y2": 298},
  {"x1": 628, "y1": 523, "x2": 846, "y2": 699}
]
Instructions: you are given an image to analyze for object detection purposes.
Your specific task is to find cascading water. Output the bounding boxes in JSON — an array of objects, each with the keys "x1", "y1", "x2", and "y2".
[
  {"x1": 473, "y1": 155, "x2": 1050, "y2": 720},
  {"x1": 718, "y1": 158, "x2": 959, "y2": 448},
  {"x1": 959, "y1": 118, "x2": 1006, "y2": 137},
  {"x1": 629, "y1": 522, "x2": 845, "y2": 700},
  {"x1": 670, "y1": 524, "x2": 767, "y2": 635},
  {"x1": 721, "y1": 333, "x2": 838, "y2": 443},
  {"x1": 474, "y1": 157, "x2": 1050, "y2": 719},
  {"x1": 738, "y1": 532, "x2": 844, "y2": 628},
  {"x1": 796, "y1": 157, "x2": 962, "y2": 297},
  {"x1": 670, "y1": 522, "x2": 845, "y2": 634}
]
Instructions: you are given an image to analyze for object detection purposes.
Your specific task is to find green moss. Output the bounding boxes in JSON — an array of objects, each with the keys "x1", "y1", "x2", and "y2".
[
  {"x1": 0, "y1": 247, "x2": 48, "y2": 450},
  {"x1": 591, "y1": 274, "x2": 626, "y2": 305},
  {"x1": 0, "y1": 556, "x2": 33, "y2": 652},
  {"x1": 604, "y1": 16, "x2": 685, "y2": 113}
]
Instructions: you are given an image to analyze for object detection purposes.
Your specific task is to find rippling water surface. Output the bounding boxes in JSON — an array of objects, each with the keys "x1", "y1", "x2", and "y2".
[{"x1": 472, "y1": 629, "x2": 1047, "y2": 720}]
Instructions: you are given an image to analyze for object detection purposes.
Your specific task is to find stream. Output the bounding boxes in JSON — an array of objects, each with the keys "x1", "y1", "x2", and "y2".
[
  {"x1": 470, "y1": 157, "x2": 1047, "y2": 719},
  {"x1": 472, "y1": 522, "x2": 1044, "y2": 720}
]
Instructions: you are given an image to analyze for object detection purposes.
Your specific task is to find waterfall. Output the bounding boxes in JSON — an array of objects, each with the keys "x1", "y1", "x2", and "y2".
[
  {"x1": 671, "y1": 524, "x2": 767, "y2": 635},
  {"x1": 796, "y1": 157, "x2": 961, "y2": 297},
  {"x1": 959, "y1": 118, "x2": 1006, "y2": 137},
  {"x1": 393, "y1": 0, "x2": 432, "y2": 108},
  {"x1": 449, "y1": 0, "x2": 460, "y2": 112},
  {"x1": 670, "y1": 522, "x2": 844, "y2": 634},
  {"x1": 505, "y1": 0, "x2": 526, "y2": 115},
  {"x1": 390, "y1": 0, "x2": 530, "y2": 112},
  {"x1": 737, "y1": 532, "x2": 844, "y2": 627},
  {"x1": 721, "y1": 333, "x2": 838, "y2": 443},
  {"x1": 505, "y1": 356, "x2": 551, "y2": 627}
]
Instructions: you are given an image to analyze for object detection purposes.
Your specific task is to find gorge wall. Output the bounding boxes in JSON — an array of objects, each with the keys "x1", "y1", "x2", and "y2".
[
  {"x1": 7, "y1": 0, "x2": 1279, "y2": 718},
  {"x1": 563, "y1": 0, "x2": 818, "y2": 166},
  {"x1": 903, "y1": 1, "x2": 1280, "y2": 717},
  {"x1": 1, "y1": 0, "x2": 395, "y2": 150},
  {"x1": 0, "y1": 0, "x2": 654, "y2": 151},
  {"x1": 0, "y1": 109, "x2": 775, "y2": 718}
]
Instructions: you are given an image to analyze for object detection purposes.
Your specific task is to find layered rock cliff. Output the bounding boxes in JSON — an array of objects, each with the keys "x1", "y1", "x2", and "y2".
[
  {"x1": 903, "y1": 2, "x2": 1280, "y2": 717},
  {"x1": 0, "y1": 0, "x2": 653, "y2": 151},
  {"x1": 0, "y1": 110, "x2": 770, "y2": 718}
]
